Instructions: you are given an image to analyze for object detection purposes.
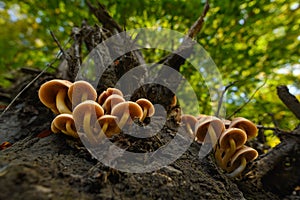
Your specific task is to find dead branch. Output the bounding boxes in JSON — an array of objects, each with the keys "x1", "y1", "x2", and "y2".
[
  {"x1": 85, "y1": 0, "x2": 122, "y2": 34},
  {"x1": 156, "y1": 0, "x2": 210, "y2": 71},
  {"x1": 187, "y1": 0, "x2": 210, "y2": 39},
  {"x1": 277, "y1": 85, "x2": 300, "y2": 120},
  {"x1": 131, "y1": 1, "x2": 211, "y2": 108}
]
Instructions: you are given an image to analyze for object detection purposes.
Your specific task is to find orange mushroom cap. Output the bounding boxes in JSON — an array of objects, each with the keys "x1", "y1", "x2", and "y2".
[
  {"x1": 38, "y1": 79, "x2": 72, "y2": 114},
  {"x1": 230, "y1": 145, "x2": 258, "y2": 166},
  {"x1": 218, "y1": 128, "x2": 247, "y2": 150},
  {"x1": 95, "y1": 115, "x2": 121, "y2": 138},
  {"x1": 51, "y1": 113, "x2": 78, "y2": 138},
  {"x1": 229, "y1": 117, "x2": 258, "y2": 140},
  {"x1": 170, "y1": 95, "x2": 177, "y2": 107},
  {"x1": 102, "y1": 94, "x2": 125, "y2": 114},
  {"x1": 98, "y1": 88, "x2": 123, "y2": 105},
  {"x1": 215, "y1": 128, "x2": 248, "y2": 169},
  {"x1": 72, "y1": 100, "x2": 104, "y2": 138},
  {"x1": 68, "y1": 80, "x2": 97, "y2": 108},
  {"x1": 181, "y1": 114, "x2": 197, "y2": 138},
  {"x1": 111, "y1": 101, "x2": 143, "y2": 128},
  {"x1": 195, "y1": 116, "x2": 225, "y2": 144},
  {"x1": 136, "y1": 98, "x2": 155, "y2": 121},
  {"x1": 227, "y1": 145, "x2": 258, "y2": 177}
]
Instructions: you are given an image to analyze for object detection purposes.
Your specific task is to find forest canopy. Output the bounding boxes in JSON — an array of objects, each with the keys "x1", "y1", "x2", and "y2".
[{"x1": 0, "y1": 0, "x2": 299, "y2": 147}]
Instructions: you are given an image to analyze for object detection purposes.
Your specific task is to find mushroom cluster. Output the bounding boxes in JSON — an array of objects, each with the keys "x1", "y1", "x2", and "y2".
[
  {"x1": 180, "y1": 114, "x2": 258, "y2": 177},
  {"x1": 38, "y1": 79, "x2": 155, "y2": 139}
]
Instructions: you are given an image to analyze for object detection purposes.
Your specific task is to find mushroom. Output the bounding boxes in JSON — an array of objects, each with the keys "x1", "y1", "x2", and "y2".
[
  {"x1": 111, "y1": 101, "x2": 143, "y2": 129},
  {"x1": 180, "y1": 114, "x2": 197, "y2": 139},
  {"x1": 98, "y1": 87, "x2": 123, "y2": 105},
  {"x1": 102, "y1": 94, "x2": 125, "y2": 114},
  {"x1": 229, "y1": 117, "x2": 258, "y2": 140},
  {"x1": 136, "y1": 98, "x2": 155, "y2": 121},
  {"x1": 95, "y1": 115, "x2": 121, "y2": 138},
  {"x1": 38, "y1": 79, "x2": 72, "y2": 114},
  {"x1": 226, "y1": 145, "x2": 258, "y2": 178},
  {"x1": 222, "y1": 119, "x2": 231, "y2": 129},
  {"x1": 51, "y1": 114, "x2": 78, "y2": 138},
  {"x1": 72, "y1": 100, "x2": 104, "y2": 139},
  {"x1": 170, "y1": 95, "x2": 177, "y2": 108},
  {"x1": 196, "y1": 114, "x2": 208, "y2": 120},
  {"x1": 215, "y1": 128, "x2": 247, "y2": 168},
  {"x1": 195, "y1": 116, "x2": 225, "y2": 146},
  {"x1": 68, "y1": 80, "x2": 97, "y2": 108}
]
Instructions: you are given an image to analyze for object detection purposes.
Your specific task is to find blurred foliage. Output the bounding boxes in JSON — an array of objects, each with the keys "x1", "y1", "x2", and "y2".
[{"x1": 1, "y1": 0, "x2": 299, "y2": 147}]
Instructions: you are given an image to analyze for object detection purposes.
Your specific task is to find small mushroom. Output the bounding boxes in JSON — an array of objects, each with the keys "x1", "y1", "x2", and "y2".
[
  {"x1": 72, "y1": 100, "x2": 104, "y2": 139},
  {"x1": 38, "y1": 79, "x2": 72, "y2": 114},
  {"x1": 51, "y1": 114, "x2": 78, "y2": 138},
  {"x1": 215, "y1": 128, "x2": 247, "y2": 168},
  {"x1": 222, "y1": 119, "x2": 231, "y2": 129},
  {"x1": 111, "y1": 101, "x2": 143, "y2": 129},
  {"x1": 196, "y1": 114, "x2": 208, "y2": 120},
  {"x1": 102, "y1": 94, "x2": 125, "y2": 114},
  {"x1": 170, "y1": 95, "x2": 177, "y2": 107},
  {"x1": 195, "y1": 116, "x2": 225, "y2": 145},
  {"x1": 95, "y1": 115, "x2": 121, "y2": 138},
  {"x1": 180, "y1": 114, "x2": 197, "y2": 139},
  {"x1": 229, "y1": 117, "x2": 258, "y2": 140},
  {"x1": 98, "y1": 88, "x2": 123, "y2": 105},
  {"x1": 226, "y1": 145, "x2": 258, "y2": 178},
  {"x1": 68, "y1": 80, "x2": 97, "y2": 108},
  {"x1": 136, "y1": 98, "x2": 155, "y2": 121}
]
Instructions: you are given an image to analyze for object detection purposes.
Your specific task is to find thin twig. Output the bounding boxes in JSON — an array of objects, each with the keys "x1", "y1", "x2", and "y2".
[
  {"x1": 49, "y1": 29, "x2": 69, "y2": 60},
  {"x1": 0, "y1": 31, "x2": 69, "y2": 118},
  {"x1": 0, "y1": 65, "x2": 50, "y2": 118},
  {"x1": 227, "y1": 80, "x2": 267, "y2": 119},
  {"x1": 256, "y1": 125, "x2": 291, "y2": 135},
  {"x1": 256, "y1": 125, "x2": 280, "y2": 131},
  {"x1": 215, "y1": 81, "x2": 239, "y2": 117}
]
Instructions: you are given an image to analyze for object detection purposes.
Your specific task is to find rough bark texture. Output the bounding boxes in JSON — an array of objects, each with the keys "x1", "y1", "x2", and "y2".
[{"x1": 277, "y1": 85, "x2": 300, "y2": 120}]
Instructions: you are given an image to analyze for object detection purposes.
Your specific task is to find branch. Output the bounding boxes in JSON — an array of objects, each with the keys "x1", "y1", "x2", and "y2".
[
  {"x1": 277, "y1": 85, "x2": 300, "y2": 120},
  {"x1": 50, "y1": 30, "x2": 69, "y2": 60},
  {"x1": 187, "y1": 0, "x2": 210, "y2": 39},
  {"x1": 0, "y1": 31, "x2": 67, "y2": 118},
  {"x1": 215, "y1": 81, "x2": 239, "y2": 117},
  {"x1": 227, "y1": 80, "x2": 267, "y2": 118},
  {"x1": 85, "y1": 0, "x2": 122, "y2": 34},
  {"x1": 156, "y1": 0, "x2": 210, "y2": 71}
]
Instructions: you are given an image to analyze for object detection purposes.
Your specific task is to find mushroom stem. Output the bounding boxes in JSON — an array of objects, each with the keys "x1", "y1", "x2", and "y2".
[
  {"x1": 101, "y1": 122, "x2": 109, "y2": 134},
  {"x1": 65, "y1": 120, "x2": 77, "y2": 138},
  {"x1": 97, "y1": 122, "x2": 109, "y2": 139},
  {"x1": 118, "y1": 112, "x2": 130, "y2": 129},
  {"x1": 83, "y1": 112, "x2": 94, "y2": 138},
  {"x1": 214, "y1": 147, "x2": 224, "y2": 167},
  {"x1": 141, "y1": 108, "x2": 148, "y2": 122},
  {"x1": 221, "y1": 138, "x2": 237, "y2": 168},
  {"x1": 226, "y1": 156, "x2": 247, "y2": 178},
  {"x1": 56, "y1": 89, "x2": 72, "y2": 114},
  {"x1": 207, "y1": 125, "x2": 218, "y2": 147},
  {"x1": 186, "y1": 124, "x2": 195, "y2": 138},
  {"x1": 81, "y1": 92, "x2": 88, "y2": 103},
  {"x1": 95, "y1": 125, "x2": 107, "y2": 140}
]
